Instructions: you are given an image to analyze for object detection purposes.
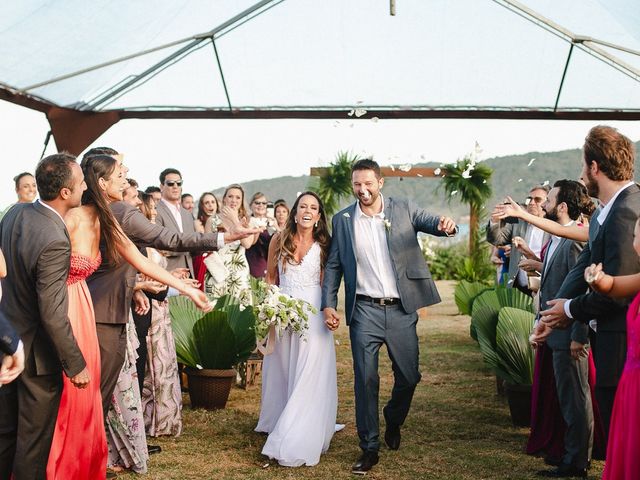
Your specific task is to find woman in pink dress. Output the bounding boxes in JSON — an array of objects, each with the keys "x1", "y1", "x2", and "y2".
[
  {"x1": 46, "y1": 154, "x2": 210, "y2": 479},
  {"x1": 586, "y1": 217, "x2": 640, "y2": 480}
]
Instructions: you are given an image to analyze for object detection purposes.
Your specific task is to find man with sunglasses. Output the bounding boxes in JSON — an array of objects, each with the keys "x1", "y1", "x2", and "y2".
[
  {"x1": 155, "y1": 168, "x2": 199, "y2": 276},
  {"x1": 487, "y1": 184, "x2": 551, "y2": 295}
]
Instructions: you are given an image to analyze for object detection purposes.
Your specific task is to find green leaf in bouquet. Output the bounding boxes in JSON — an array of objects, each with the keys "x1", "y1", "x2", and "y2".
[
  {"x1": 168, "y1": 296, "x2": 202, "y2": 368},
  {"x1": 496, "y1": 307, "x2": 535, "y2": 385},
  {"x1": 193, "y1": 311, "x2": 238, "y2": 369}
]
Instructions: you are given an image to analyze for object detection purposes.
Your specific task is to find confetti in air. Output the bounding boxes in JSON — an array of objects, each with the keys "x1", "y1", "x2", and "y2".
[
  {"x1": 347, "y1": 109, "x2": 355, "y2": 117},
  {"x1": 451, "y1": 190, "x2": 458, "y2": 196},
  {"x1": 354, "y1": 108, "x2": 367, "y2": 117},
  {"x1": 399, "y1": 164, "x2": 412, "y2": 172},
  {"x1": 389, "y1": 165, "x2": 396, "y2": 171},
  {"x1": 527, "y1": 158, "x2": 536, "y2": 167},
  {"x1": 434, "y1": 168, "x2": 441, "y2": 175},
  {"x1": 483, "y1": 180, "x2": 487, "y2": 184},
  {"x1": 542, "y1": 180, "x2": 550, "y2": 186},
  {"x1": 518, "y1": 178, "x2": 523, "y2": 182},
  {"x1": 417, "y1": 173, "x2": 423, "y2": 177},
  {"x1": 420, "y1": 154, "x2": 425, "y2": 160},
  {"x1": 371, "y1": 116, "x2": 379, "y2": 122}
]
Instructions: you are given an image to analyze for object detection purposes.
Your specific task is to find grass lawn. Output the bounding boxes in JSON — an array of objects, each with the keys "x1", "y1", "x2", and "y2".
[{"x1": 122, "y1": 281, "x2": 604, "y2": 479}]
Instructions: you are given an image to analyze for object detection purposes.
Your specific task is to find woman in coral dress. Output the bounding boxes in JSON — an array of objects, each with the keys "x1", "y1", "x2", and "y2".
[{"x1": 46, "y1": 154, "x2": 210, "y2": 478}]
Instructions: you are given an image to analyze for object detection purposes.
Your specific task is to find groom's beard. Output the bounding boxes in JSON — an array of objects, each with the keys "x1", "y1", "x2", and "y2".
[{"x1": 355, "y1": 189, "x2": 379, "y2": 206}]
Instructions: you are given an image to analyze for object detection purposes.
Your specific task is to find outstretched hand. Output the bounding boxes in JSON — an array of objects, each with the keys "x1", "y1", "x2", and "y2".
[
  {"x1": 491, "y1": 196, "x2": 525, "y2": 221},
  {"x1": 185, "y1": 286, "x2": 213, "y2": 313},
  {"x1": 437, "y1": 216, "x2": 457, "y2": 236}
]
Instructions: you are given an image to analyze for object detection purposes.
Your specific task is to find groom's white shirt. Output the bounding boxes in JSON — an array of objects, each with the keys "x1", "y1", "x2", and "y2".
[{"x1": 354, "y1": 196, "x2": 400, "y2": 299}]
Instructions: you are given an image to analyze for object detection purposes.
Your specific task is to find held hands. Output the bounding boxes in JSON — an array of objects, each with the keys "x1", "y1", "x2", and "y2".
[
  {"x1": 0, "y1": 347, "x2": 24, "y2": 385},
  {"x1": 437, "y1": 216, "x2": 457, "y2": 236},
  {"x1": 323, "y1": 307, "x2": 341, "y2": 331},
  {"x1": 539, "y1": 298, "x2": 571, "y2": 330},
  {"x1": 518, "y1": 258, "x2": 540, "y2": 273},
  {"x1": 70, "y1": 367, "x2": 90, "y2": 389}
]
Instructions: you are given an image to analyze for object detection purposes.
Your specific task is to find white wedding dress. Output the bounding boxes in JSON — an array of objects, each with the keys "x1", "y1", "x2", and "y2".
[{"x1": 255, "y1": 242, "x2": 338, "y2": 467}]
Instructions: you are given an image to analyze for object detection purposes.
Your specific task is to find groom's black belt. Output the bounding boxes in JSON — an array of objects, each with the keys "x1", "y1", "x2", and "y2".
[{"x1": 356, "y1": 294, "x2": 400, "y2": 306}]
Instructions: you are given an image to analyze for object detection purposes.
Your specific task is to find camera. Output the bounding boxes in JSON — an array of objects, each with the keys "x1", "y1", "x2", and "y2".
[{"x1": 502, "y1": 201, "x2": 519, "y2": 224}]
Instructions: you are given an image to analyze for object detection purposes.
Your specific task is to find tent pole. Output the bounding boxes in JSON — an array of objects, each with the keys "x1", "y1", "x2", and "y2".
[
  {"x1": 554, "y1": 44, "x2": 574, "y2": 113},
  {"x1": 211, "y1": 39, "x2": 233, "y2": 111}
]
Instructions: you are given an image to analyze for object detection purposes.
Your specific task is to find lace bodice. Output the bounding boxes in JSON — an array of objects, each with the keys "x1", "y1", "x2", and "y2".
[
  {"x1": 278, "y1": 243, "x2": 321, "y2": 292},
  {"x1": 67, "y1": 253, "x2": 102, "y2": 285},
  {"x1": 626, "y1": 292, "x2": 640, "y2": 371}
]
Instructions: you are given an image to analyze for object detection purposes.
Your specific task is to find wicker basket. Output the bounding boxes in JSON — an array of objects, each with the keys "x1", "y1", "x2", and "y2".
[{"x1": 185, "y1": 367, "x2": 236, "y2": 410}]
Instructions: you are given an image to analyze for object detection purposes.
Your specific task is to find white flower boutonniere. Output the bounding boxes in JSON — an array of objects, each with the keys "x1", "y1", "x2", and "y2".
[
  {"x1": 383, "y1": 219, "x2": 392, "y2": 232},
  {"x1": 343, "y1": 212, "x2": 350, "y2": 218}
]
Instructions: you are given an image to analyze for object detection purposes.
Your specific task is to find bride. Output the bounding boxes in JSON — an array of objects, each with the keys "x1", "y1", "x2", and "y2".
[{"x1": 255, "y1": 191, "x2": 338, "y2": 467}]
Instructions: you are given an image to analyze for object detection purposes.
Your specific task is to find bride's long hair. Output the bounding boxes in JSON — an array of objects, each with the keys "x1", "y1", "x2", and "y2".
[{"x1": 275, "y1": 191, "x2": 331, "y2": 272}]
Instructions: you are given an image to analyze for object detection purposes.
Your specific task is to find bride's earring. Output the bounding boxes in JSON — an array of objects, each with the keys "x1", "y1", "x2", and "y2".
[
  {"x1": 314, "y1": 221, "x2": 318, "y2": 228},
  {"x1": 295, "y1": 218, "x2": 298, "y2": 224}
]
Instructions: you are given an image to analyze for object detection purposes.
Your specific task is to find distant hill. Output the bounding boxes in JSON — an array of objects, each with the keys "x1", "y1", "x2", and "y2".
[{"x1": 211, "y1": 142, "x2": 640, "y2": 222}]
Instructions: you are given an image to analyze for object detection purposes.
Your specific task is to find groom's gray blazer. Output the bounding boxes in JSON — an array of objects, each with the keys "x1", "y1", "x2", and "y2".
[{"x1": 321, "y1": 197, "x2": 448, "y2": 324}]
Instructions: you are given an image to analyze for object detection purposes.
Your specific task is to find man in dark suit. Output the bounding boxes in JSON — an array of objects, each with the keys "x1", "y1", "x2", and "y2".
[
  {"x1": 154, "y1": 168, "x2": 197, "y2": 276},
  {"x1": 540, "y1": 125, "x2": 640, "y2": 450},
  {"x1": 487, "y1": 184, "x2": 550, "y2": 293},
  {"x1": 322, "y1": 159, "x2": 457, "y2": 474},
  {"x1": 533, "y1": 180, "x2": 594, "y2": 478},
  {"x1": 0, "y1": 311, "x2": 23, "y2": 385},
  {"x1": 0, "y1": 154, "x2": 90, "y2": 479}
]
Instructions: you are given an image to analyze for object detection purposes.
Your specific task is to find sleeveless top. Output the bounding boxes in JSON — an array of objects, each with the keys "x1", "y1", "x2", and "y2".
[
  {"x1": 67, "y1": 253, "x2": 102, "y2": 285},
  {"x1": 278, "y1": 243, "x2": 321, "y2": 292}
]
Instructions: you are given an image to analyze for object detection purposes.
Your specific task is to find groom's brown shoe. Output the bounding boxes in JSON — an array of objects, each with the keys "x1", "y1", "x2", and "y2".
[{"x1": 351, "y1": 451, "x2": 379, "y2": 474}]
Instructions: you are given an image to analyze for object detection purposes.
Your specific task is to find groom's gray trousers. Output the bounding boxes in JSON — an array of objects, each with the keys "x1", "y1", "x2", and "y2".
[{"x1": 350, "y1": 299, "x2": 421, "y2": 452}]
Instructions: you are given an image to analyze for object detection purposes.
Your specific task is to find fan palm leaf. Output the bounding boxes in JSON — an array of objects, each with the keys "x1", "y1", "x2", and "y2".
[{"x1": 496, "y1": 307, "x2": 535, "y2": 385}]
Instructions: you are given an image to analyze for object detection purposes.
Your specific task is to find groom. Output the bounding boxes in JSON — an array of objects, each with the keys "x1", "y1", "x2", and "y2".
[{"x1": 322, "y1": 159, "x2": 457, "y2": 474}]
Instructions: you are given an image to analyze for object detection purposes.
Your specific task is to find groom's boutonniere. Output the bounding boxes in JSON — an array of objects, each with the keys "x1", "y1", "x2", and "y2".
[
  {"x1": 343, "y1": 212, "x2": 350, "y2": 218},
  {"x1": 383, "y1": 219, "x2": 392, "y2": 232}
]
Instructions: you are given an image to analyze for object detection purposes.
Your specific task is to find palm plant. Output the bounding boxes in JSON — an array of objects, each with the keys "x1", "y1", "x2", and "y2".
[
  {"x1": 310, "y1": 151, "x2": 359, "y2": 217},
  {"x1": 169, "y1": 295, "x2": 256, "y2": 370},
  {"x1": 439, "y1": 154, "x2": 493, "y2": 252}
]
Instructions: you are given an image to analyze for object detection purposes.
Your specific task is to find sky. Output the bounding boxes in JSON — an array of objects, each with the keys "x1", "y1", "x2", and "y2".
[{"x1": 3, "y1": 98, "x2": 640, "y2": 210}]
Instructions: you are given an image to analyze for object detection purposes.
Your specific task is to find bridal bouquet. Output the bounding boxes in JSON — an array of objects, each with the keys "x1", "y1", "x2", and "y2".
[{"x1": 251, "y1": 279, "x2": 316, "y2": 341}]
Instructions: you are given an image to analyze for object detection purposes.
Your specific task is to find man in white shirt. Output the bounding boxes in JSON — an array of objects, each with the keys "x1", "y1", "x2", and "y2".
[{"x1": 322, "y1": 159, "x2": 457, "y2": 474}]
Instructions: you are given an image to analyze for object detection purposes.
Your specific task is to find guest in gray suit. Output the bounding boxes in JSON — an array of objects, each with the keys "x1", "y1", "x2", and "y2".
[
  {"x1": 487, "y1": 184, "x2": 550, "y2": 294},
  {"x1": 0, "y1": 154, "x2": 90, "y2": 479},
  {"x1": 322, "y1": 159, "x2": 457, "y2": 474},
  {"x1": 533, "y1": 180, "x2": 595, "y2": 479},
  {"x1": 155, "y1": 168, "x2": 198, "y2": 276}
]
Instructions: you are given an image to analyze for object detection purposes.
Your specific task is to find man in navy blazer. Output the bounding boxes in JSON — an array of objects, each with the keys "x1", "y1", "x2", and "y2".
[{"x1": 322, "y1": 159, "x2": 457, "y2": 474}]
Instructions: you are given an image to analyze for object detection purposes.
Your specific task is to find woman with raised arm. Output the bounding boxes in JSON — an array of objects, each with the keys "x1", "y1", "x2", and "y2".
[
  {"x1": 493, "y1": 196, "x2": 590, "y2": 242},
  {"x1": 255, "y1": 192, "x2": 338, "y2": 467},
  {"x1": 586, "y1": 217, "x2": 640, "y2": 480},
  {"x1": 46, "y1": 154, "x2": 209, "y2": 479}
]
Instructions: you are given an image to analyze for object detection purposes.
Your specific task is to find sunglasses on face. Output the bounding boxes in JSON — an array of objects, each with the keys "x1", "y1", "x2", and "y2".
[
  {"x1": 526, "y1": 196, "x2": 545, "y2": 204},
  {"x1": 165, "y1": 181, "x2": 183, "y2": 187},
  {"x1": 253, "y1": 201, "x2": 268, "y2": 205}
]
